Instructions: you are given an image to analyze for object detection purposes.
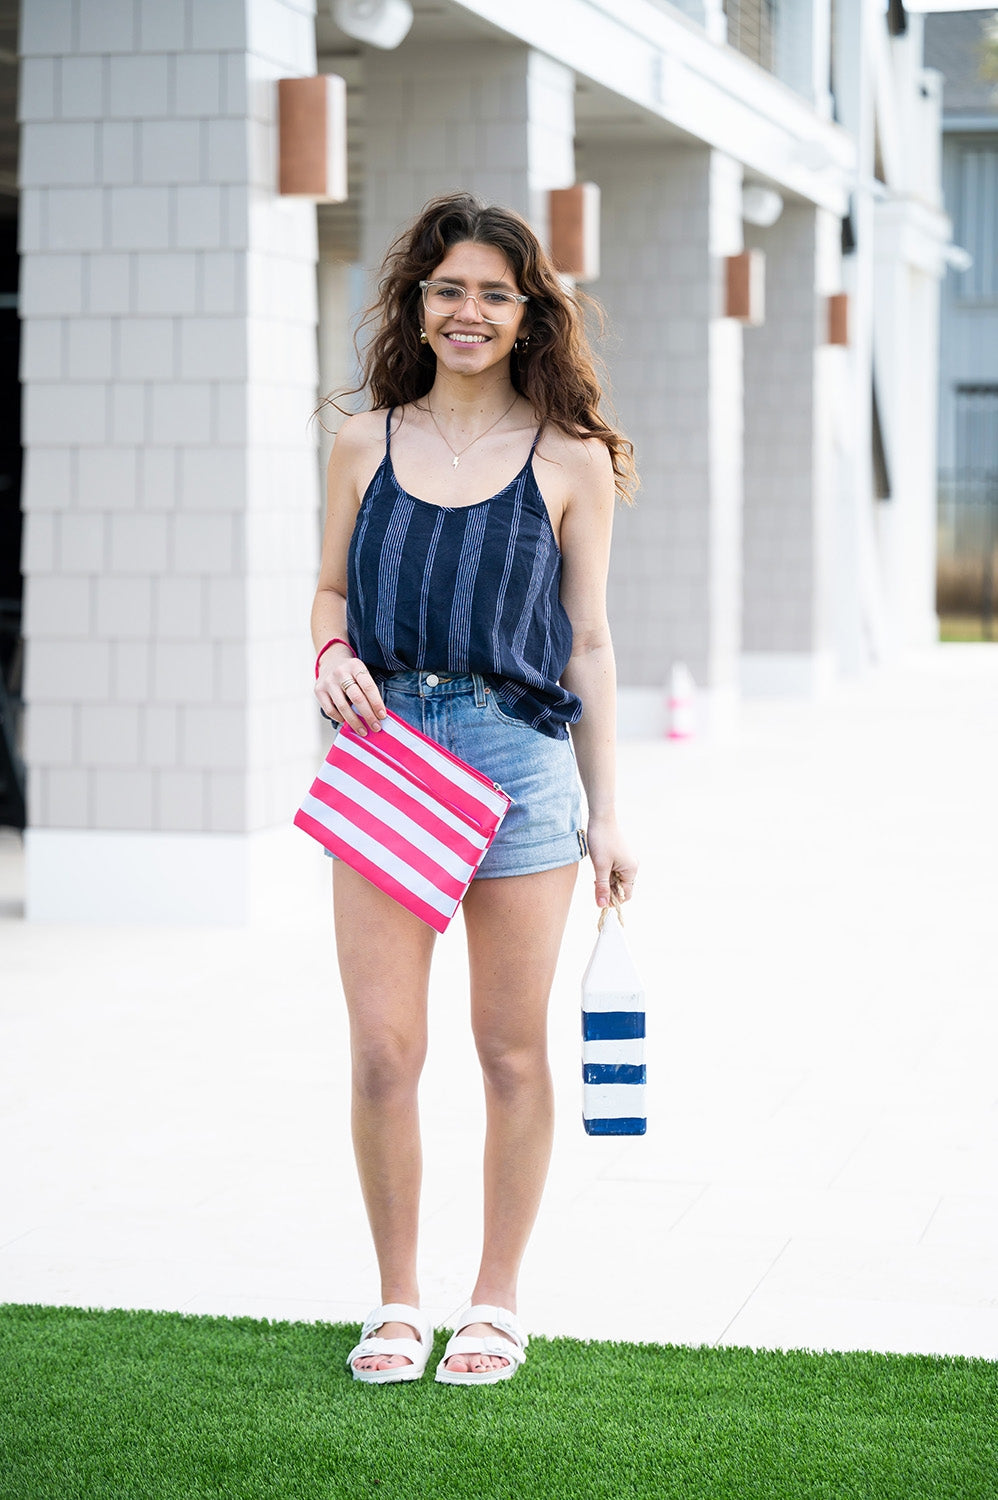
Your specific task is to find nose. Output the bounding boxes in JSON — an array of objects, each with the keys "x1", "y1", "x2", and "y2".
[{"x1": 453, "y1": 293, "x2": 482, "y2": 321}]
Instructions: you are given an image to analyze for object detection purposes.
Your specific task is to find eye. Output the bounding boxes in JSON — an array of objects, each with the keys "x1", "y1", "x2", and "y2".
[
  {"x1": 482, "y1": 291, "x2": 516, "y2": 305},
  {"x1": 435, "y1": 284, "x2": 464, "y2": 300}
]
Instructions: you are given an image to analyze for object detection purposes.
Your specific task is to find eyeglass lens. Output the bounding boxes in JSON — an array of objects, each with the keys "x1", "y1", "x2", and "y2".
[{"x1": 421, "y1": 283, "x2": 521, "y2": 324}]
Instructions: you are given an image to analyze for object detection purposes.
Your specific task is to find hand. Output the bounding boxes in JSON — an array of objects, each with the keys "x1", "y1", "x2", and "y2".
[
  {"x1": 585, "y1": 814, "x2": 638, "y2": 908},
  {"x1": 314, "y1": 647, "x2": 387, "y2": 737}
]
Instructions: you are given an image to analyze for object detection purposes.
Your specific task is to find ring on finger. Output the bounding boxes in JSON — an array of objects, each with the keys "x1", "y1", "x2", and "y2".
[{"x1": 339, "y1": 676, "x2": 356, "y2": 690}]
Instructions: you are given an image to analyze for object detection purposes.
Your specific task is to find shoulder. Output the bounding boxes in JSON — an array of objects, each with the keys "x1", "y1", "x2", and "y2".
[
  {"x1": 327, "y1": 408, "x2": 392, "y2": 496},
  {"x1": 325, "y1": 407, "x2": 394, "y2": 511},
  {"x1": 329, "y1": 407, "x2": 391, "y2": 460},
  {"x1": 536, "y1": 424, "x2": 614, "y2": 500}
]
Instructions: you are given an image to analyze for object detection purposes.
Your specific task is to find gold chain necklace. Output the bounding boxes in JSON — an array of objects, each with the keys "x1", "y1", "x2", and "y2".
[{"x1": 424, "y1": 395, "x2": 519, "y2": 469}]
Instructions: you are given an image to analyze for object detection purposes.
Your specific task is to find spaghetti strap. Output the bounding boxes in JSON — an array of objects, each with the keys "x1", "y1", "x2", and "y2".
[
  {"x1": 529, "y1": 424, "x2": 543, "y2": 456},
  {"x1": 385, "y1": 407, "x2": 394, "y2": 453}
]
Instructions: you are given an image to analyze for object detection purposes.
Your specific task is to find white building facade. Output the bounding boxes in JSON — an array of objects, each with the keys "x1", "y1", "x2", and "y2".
[{"x1": 15, "y1": 0, "x2": 952, "y2": 921}]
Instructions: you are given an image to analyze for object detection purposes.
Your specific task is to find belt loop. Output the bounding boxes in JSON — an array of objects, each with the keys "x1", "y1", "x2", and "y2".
[{"x1": 473, "y1": 673, "x2": 486, "y2": 708}]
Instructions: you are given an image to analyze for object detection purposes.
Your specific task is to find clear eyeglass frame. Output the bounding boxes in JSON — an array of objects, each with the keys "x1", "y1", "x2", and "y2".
[{"x1": 419, "y1": 279, "x2": 529, "y2": 325}]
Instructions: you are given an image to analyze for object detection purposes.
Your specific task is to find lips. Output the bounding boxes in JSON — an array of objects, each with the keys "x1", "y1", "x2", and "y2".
[{"x1": 446, "y1": 332, "x2": 489, "y2": 344}]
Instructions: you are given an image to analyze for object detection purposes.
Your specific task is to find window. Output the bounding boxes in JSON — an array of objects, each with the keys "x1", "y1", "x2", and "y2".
[
  {"x1": 954, "y1": 146, "x2": 998, "y2": 302},
  {"x1": 724, "y1": 0, "x2": 777, "y2": 73}
]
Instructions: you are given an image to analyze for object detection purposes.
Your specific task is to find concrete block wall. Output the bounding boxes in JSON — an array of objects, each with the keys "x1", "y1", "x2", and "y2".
[
  {"x1": 361, "y1": 42, "x2": 574, "y2": 274},
  {"x1": 20, "y1": 0, "x2": 323, "y2": 919},
  {"x1": 582, "y1": 143, "x2": 744, "y2": 714},
  {"x1": 741, "y1": 204, "x2": 840, "y2": 693},
  {"x1": 742, "y1": 208, "x2": 820, "y2": 656}
]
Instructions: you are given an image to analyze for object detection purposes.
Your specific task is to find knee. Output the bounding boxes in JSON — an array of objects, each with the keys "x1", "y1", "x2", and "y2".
[
  {"x1": 351, "y1": 1032, "x2": 426, "y2": 1106},
  {"x1": 475, "y1": 1038, "x2": 549, "y2": 1103}
]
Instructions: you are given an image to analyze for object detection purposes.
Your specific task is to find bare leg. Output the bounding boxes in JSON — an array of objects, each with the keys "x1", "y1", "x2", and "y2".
[
  {"x1": 334, "y1": 862, "x2": 437, "y2": 1372},
  {"x1": 442, "y1": 862, "x2": 578, "y2": 1374}
]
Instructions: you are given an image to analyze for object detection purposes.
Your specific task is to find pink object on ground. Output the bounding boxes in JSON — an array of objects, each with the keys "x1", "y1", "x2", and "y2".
[{"x1": 667, "y1": 661, "x2": 696, "y2": 740}]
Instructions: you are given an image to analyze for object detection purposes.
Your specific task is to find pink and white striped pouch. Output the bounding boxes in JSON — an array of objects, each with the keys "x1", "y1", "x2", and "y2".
[{"x1": 294, "y1": 710, "x2": 512, "y2": 933}]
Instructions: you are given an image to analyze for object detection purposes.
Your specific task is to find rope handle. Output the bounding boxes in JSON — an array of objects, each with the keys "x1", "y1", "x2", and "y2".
[{"x1": 597, "y1": 872, "x2": 626, "y2": 931}]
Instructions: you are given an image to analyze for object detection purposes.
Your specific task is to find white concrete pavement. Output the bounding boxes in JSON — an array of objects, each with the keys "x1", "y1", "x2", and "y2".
[{"x1": 2, "y1": 645, "x2": 997, "y2": 1359}]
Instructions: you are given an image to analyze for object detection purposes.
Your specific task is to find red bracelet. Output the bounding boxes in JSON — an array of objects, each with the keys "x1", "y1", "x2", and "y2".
[{"x1": 315, "y1": 637, "x2": 352, "y2": 678}]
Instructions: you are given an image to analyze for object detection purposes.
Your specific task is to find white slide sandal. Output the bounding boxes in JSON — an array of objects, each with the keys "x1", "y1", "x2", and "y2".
[
  {"x1": 434, "y1": 1304, "x2": 528, "y2": 1386},
  {"x1": 346, "y1": 1303, "x2": 434, "y2": 1384}
]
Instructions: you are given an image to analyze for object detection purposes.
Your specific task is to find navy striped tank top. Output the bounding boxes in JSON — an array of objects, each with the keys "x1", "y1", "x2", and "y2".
[{"x1": 346, "y1": 408, "x2": 582, "y2": 739}]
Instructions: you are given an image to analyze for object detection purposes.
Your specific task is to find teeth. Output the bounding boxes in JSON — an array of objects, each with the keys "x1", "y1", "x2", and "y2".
[{"x1": 449, "y1": 334, "x2": 487, "y2": 343}]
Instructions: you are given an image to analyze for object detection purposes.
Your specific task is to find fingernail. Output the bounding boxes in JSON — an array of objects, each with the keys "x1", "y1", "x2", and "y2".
[{"x1": 598, "y1": 895, "x2": 608, "y2": 907}]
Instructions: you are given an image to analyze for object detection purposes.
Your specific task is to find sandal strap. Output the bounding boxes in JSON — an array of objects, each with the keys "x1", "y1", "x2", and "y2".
[
  {"x1": 441, "y1": 1333, "x2": 527, "y2": 1368},
  {"x1": 458, "y1": 1304, "x2": 527, "y2": 1353},
  {"x1": 359, "y1": 1303, "x2": 431, "y2": 1345},
  {"x1": 347, "y1": 1334, "x2": 427, "y2": 1365}
]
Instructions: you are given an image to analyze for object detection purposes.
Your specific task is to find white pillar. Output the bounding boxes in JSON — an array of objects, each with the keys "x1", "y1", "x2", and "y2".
[
  {"x1": 20, "y1": 0, "x2": 323, "y2": 922},
  {"x1": 873, "y1": 203, "x2": 945, "y2": 649},
  {"x1": 831, "y1": 0, "x2": 882, "y2": 674},
  {"x1": 584, "y1": 144, "x2": 744, "y2": 734}
]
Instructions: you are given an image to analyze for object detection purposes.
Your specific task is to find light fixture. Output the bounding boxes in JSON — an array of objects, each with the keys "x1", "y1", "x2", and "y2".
[
  {"x1": 741, "y1": 184, "x2": 784, "y2": 228},
  {"x1": 331, "y1": 0, "x2": 413, "y2": 49},
  {"x1": 725, "y1": 250, "x2": 765, "y2": 326},
  {"x1": 944, "y1": 244, "x2": 973, "y2": 273},
  {"x1": 278, "y1": 76, "x2": 348, "y2": 202},
  {"x1": 827, "y1": 293, "x2": 849, "y2": 346},
  {"x1": 549, "y1": 184, "x2": 601, "y2": 281}
]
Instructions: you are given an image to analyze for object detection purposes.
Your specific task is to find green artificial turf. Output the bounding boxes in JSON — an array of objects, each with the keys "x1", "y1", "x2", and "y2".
[{"x1": 1, "y1": 1304, "x2": 996, "y2": 1500}]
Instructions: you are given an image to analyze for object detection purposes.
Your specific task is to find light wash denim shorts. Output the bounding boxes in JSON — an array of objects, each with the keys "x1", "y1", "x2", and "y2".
[{"x1": 326, "y1": 670, "x2": 587, "y2": 880}]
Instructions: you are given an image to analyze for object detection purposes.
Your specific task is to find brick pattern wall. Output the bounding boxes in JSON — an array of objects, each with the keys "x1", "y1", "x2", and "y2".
[
  {"x1": 583, "y1": 144, "x2": 744, "y2": 691},
  {"x1": 361, "y1": 43, "x2": 573, "y2": 275},
  {"x1": 20, "y1": 0, "x2": 322, "y2": 837},
  {"x1": 742, "y1": 205, "x2": 825, "y2": 655}
]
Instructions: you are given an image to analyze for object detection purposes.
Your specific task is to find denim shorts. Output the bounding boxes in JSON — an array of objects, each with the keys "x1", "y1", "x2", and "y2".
[{"x1": 326, "y1": 670, "x2": 587, "y2": 880}]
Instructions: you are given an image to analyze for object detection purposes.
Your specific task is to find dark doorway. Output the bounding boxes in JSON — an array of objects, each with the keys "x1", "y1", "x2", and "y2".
[{"x1": 0, "y1": 213, "x2": 22, "y2": 829}]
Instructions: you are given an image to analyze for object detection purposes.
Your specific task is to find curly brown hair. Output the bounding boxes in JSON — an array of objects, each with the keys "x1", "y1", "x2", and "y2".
[{"x1": 326, "y1": 192, "x2": 636, "y2": 503}]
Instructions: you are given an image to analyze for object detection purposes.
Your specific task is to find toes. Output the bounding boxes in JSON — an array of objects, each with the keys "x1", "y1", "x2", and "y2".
[
  {"x1": 354, "y1": 1353, "x2": 411, "y2": 1373},
  {"x1": 443, "y1": 1351, "x2": 510, "y2": 1374}
]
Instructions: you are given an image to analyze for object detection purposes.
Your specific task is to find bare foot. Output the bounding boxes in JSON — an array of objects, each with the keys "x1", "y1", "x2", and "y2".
[
  {"x1": 353, "y1": 1319, "x2": 422, "y2": 1374},
  {"x1": 442, "y1": 1320, "x2": 514, "y2": 1376}
]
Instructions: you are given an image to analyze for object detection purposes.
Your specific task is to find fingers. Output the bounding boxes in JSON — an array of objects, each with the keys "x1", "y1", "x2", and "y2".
[
  {"x1": 610, "y1": 863, "x2": 637, "y2": 903},
  {"x1": 593, "y1": 867, "x2": 614, "y2": 909},
  {"x1": 591, "y1": 850, "x2": 638, "y2": 908},
  {"x1": 315, "y1": 659, "x2": 387, "y2": 736}
]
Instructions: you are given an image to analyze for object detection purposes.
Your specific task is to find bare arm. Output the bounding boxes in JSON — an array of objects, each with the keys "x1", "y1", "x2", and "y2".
[
  {"x1": 310, "y1": 412, "x2": 387, "y2": 736},
  {"x1": 558, "y1": 438, "x2": 638, "y2": 907}
]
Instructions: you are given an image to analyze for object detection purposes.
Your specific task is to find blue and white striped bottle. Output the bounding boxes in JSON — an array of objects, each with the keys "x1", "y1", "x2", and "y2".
[{"x1": 581, "y1": 904, "x2": 646, "y2": 1136}]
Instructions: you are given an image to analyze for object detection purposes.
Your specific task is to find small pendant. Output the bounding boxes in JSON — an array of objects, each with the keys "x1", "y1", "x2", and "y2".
[{"x1": 452, "y1": 455, "x2": 460, "y2": 469}]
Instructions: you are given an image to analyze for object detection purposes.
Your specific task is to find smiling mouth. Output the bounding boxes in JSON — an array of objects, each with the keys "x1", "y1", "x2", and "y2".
[{"x1": 446, "y1": 332, "x2": 490, "y2": 344}]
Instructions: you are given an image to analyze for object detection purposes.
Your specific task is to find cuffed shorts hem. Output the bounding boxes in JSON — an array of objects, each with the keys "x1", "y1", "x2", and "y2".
[{"x1": 474, "y1": 827, "x2": 589, "y2": 879}]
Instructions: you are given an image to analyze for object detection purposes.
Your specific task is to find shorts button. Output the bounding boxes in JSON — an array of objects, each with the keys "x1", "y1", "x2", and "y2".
[{"x1": 425, "y1": 673, "x2": 439, "y2": 687}]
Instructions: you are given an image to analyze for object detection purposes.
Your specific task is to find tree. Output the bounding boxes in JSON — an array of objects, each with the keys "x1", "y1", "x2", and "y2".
[{"x1": 980, "y1": 16, "x2": 998, "y2": 85}]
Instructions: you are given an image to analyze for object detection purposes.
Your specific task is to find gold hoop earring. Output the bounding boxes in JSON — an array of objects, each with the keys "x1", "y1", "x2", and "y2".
[
  {"x1": 420, "y1": 329, "x2": 428, "y2": 344},
  {"x1": 515, "y1": 335, "x2": 531, "y2": 352}
]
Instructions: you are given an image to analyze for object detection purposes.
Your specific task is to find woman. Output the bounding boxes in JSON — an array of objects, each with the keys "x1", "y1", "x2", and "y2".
[{"x1": 311, "y1": 192, "x2": 637, "y2": 1386}]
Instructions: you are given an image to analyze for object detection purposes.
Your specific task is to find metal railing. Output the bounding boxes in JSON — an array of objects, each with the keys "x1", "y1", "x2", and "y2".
[{"x1": 937, "y1": 470, "x2": 998, "y2": 637}]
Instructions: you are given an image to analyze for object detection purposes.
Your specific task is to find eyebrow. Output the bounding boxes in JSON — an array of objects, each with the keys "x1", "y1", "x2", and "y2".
[{"x1": 437, "y1": 277, "x2": 517, "y2": 291}]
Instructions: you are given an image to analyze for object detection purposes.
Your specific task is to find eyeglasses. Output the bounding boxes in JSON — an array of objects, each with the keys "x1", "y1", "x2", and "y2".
[{"x1": 419, "y1": 280, "x2": 529, "y2": 325}]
